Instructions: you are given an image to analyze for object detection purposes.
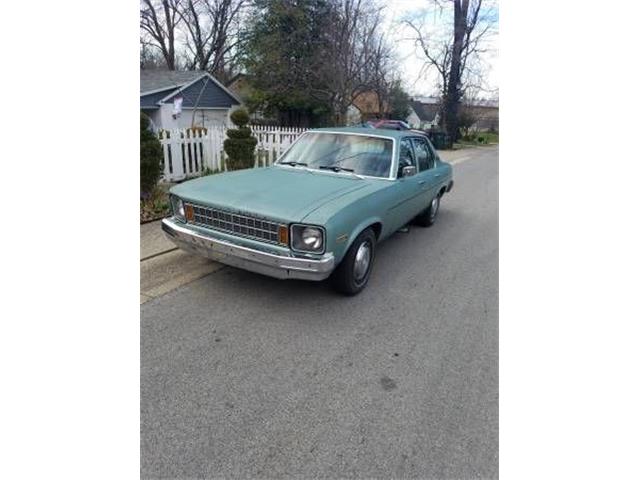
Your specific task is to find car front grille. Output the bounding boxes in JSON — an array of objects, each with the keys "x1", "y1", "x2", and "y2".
[{"x1": 185, "y1": 202, "x2": 286, "y2": 246}]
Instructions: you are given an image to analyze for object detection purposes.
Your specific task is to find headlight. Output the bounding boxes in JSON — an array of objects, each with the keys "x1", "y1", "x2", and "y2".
[
  {"x1": 171, "y1": 195, "x2": 185, "y2": 221},
  {"x1": 291, "y1": 225, "x2": 325, "y2": 253}
]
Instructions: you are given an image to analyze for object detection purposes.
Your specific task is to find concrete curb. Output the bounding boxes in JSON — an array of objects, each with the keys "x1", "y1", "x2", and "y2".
[
  {"x1": 140, "y1": 247, "x2": 178, "y2": 262},
  {"x1": 140, "y1": 215, "x2": 169, "y2": 225},
  {"x1": 140, "y1": 218, "x2": 178, "y2": 260}
]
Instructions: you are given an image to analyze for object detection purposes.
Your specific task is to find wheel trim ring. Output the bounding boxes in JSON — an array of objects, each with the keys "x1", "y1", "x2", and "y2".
[
  {"x1": 353, "y1": 240, "x2": 372, "y2": 285},
  {"x1": 430, "y1": 196, "x2": 439, "y2": 219}
]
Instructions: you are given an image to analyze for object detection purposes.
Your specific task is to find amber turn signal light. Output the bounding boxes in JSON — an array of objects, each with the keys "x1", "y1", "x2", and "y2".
[
  {"x1": 278, "y1": 225, "x2": 289, "y2": 245},
  {"x1": 185, "y1": 204, "x2": 194, "y2": 221}
]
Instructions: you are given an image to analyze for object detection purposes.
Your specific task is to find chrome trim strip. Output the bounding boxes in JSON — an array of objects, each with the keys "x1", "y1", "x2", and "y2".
[
  {"x1": 162, "y1": 218, "x2": 334, "y2": 281},
  {"x1": 274, "y1": 130, "x2": 398, "y2": 181}
]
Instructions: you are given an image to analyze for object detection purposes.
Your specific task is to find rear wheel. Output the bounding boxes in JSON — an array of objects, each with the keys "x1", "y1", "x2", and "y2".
[
  {"x1": 414, "y1": 193, "x2": 441, "y2": 227},
  {"x1": 331, "y1": 228, "x2": 376, "y2": 295}
]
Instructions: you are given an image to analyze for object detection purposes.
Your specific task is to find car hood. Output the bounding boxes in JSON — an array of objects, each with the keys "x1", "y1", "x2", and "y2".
[{"x1": 170, "y1": 166, "x2": 370, "y2": 222}]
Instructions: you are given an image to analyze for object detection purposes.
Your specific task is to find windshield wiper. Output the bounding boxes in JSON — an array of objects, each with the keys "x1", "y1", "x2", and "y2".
[
  {"x1": 318, "y1": 165, "x2": 354, "y2": 172},
  {"x1": 317, "y1": 165, "x2": 363, "y2": 179},
  {"x1": 279, "y1": 161, "x2": 308, "y2": 167}
]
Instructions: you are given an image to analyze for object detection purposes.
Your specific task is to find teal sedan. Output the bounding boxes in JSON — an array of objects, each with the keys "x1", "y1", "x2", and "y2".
[{"x1": 162, "y1": 127, "x2": 453, "y2": 294}]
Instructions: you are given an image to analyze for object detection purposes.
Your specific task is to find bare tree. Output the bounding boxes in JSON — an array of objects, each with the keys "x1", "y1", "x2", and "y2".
[
  {"x1": 140, "y1": 40, "x2": 166, "y2": 69},
  {"x1": 367, "y1": 32, "x2": 396, "y2": 117},
  {"x1": 317, "y1": 0, "x2": 390, "y2": 124},
  {"x1": 140, "y1": 0, "x2": 183, "y2": 70},
  {"x1": 177, "y1": 0, "x2": 247, "y2": 78},
  {"x1": 405, "y1": 0, "x2": 497, "y2": 140}
]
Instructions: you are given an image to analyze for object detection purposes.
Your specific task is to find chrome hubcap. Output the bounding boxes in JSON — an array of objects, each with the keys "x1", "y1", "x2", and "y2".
[
  {"x1": 353, "y1": 241, "x2": 371, "y2": 282},
  {"x1": 430, "y1": 196, "x2": 439, "y2": 219}
]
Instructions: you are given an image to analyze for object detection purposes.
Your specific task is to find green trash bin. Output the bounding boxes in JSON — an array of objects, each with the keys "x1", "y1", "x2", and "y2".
[{"x1": 427, "y1": 131, "x2": 451, "y2": 149}]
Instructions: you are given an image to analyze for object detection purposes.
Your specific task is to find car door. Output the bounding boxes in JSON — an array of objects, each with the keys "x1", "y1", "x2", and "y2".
[
  {"x1": 386, "y1": 138, "x2": 424, "y2": 231},
  {"x1": 426, "y1": 137, "x2": 451, "y2": 193},
  {"x1": 412, "y1": 136, "x2": 440, "y2": 207}
]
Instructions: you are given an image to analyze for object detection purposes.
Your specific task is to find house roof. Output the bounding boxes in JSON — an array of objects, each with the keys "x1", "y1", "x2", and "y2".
[
  {"x1": 140, "y1": 70, "x2": 205, "y2": 94},
  {"x1": 140, "y1": 87, "x2": 177, "y2": 109},
  {"x1": 410, "y1": 100, "x2": 439, "y2": 122},
  {"x1": 412, "y1": 96, "x2": 440, "y2": 105},
  {"x1": 139, "y1": 69, "x2": 242, "y2": 109},
  {"x1": 469, "y1": 99, "x2": 499, "y2": 109}
]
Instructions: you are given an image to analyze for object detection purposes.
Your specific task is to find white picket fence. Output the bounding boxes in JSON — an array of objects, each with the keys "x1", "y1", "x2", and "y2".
[{"x1": 158, "y1": 125, "x2": 307, "y2": 182}]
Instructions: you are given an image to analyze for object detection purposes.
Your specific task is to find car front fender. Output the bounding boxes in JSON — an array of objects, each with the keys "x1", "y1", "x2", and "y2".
[{"x1": 328, "y1": 215, "x2": 383, "y2": 265}]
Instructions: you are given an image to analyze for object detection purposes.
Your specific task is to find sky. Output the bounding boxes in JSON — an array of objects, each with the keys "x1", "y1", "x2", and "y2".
[{"x1": 382, "y1": 0, "x2": 499, "y2": 99}]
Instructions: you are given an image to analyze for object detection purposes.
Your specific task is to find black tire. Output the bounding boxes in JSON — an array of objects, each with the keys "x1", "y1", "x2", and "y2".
[
  {"x1": 414, "y1": 192, "x2": 441, "y2": 227},
  {"x1": 331, "y1": 228, "x2": 376, "y2": 295}
]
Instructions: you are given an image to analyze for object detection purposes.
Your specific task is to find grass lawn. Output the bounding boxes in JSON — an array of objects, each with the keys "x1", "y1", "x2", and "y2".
[{"x1": 457, "y1": 131, "x2": 499, "y2": 147}]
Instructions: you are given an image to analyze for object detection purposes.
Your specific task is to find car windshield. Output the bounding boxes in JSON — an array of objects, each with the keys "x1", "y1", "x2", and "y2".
[{"x1": 277, "y1": 132, "x2": 393, "y2": 178}]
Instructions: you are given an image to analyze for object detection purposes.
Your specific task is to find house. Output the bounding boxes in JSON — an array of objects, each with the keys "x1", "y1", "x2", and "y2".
[
  {"x1": 140, "y1": 69, "x2": 242, "y2": 130},
  {"x1": 462, "y1": 99, "x2": 499, "y2": 132},
  {"x1": 351, "y1": 91, "x2": 389, "y2": 121},
  {"x1": 225, "y1": 73, "x2": 266, "y2": 122},
  {"x1": 225, "y1": 73, "x2": 251, "y2": 102},
  {"x1": 408, "y1": 98, "x2": 441, "y2": 129},
  {"x1": 407, "y1": 96, "x2": 499, "y2": 132}
]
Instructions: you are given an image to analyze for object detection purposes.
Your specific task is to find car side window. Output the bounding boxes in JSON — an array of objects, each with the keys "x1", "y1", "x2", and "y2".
[
  {"x1": 412, "y1": 137, "x2": 431, "y2": 171},
  {"x1": 398, "y1": 139, "x2": 416, "y2": 176},
  {"x1": 424, "y1": 138, "x2": 438, "y2": 168}
]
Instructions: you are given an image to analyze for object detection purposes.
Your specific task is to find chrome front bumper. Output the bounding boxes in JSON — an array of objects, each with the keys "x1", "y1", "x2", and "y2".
[{"x1": 161, "y1": 218, "x2": 335, "y2": 281}]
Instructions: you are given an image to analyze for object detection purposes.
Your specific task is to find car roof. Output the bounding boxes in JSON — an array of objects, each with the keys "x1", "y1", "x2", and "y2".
[{"x1": 309, "y1": 126, "x2": 420, "y2": 140}]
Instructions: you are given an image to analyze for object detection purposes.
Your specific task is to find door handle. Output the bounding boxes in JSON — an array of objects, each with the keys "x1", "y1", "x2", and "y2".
[
  {"x1": 434, "y1": 173, "x2": 442, "y2": 178},
  {"x1": 418, "y1": 180, "x2": 426, "y2": 185}
]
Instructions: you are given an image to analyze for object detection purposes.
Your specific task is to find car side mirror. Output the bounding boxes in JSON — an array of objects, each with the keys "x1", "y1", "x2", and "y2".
[{"x1": 401, "y1": 165, "x2": 416, "y2": 178}]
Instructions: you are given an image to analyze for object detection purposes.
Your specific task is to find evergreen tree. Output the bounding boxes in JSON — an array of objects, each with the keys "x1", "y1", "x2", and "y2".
[
  {"x1": 243, "y1": 0, "x2": 334, "y2": 127},
  {"x1": 388, "y1": 82, "x2": 411, "y2": 120},
  {"x1": 140, "y1": 113, "x2": 163, "y2": 195}
]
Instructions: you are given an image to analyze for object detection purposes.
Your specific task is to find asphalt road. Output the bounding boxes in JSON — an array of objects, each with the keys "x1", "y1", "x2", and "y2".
[{"x1": 141, "y1": 146, "x2": 498, "y2": 479}]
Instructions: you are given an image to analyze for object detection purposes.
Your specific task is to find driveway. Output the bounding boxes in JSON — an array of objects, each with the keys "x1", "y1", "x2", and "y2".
[{"x1": 140, "y1": 145, "x2": 498, "y2": 478}]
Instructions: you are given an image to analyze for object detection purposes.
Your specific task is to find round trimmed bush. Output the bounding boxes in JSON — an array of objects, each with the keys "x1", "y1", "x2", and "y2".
[
  {"x1": 224, "y1": 109, "x2": 257, "y2": 170},
  {"x1": 226, "y1": 127, "x2": 252, "y2": 139},
  {"x1": 230, "y1": 108, "x2": 250, "y2": 128}
]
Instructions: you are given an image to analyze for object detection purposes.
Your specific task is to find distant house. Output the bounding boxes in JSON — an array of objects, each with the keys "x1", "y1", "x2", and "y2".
[
  {"x1": 225, "y1": 73, "x2": 266, "y2": 122},
  {"x1": 407, "y1": 98, "x2": 441, "y2": 129},
  {"x1": 225, "y1": 73, "x2": 251, "y2": 101},
  {"x1": 407, "y1": 96, "x2": 499, "y2": 132},
  {"x1": 140, "y1": 69, "x2": 241, "y2": 130},
  {"x1": 462, "y1": 99, "x2": 499, "y2": 132},
  {"x1": 351, "y1": 91, "x2": 389, "y2": 121}
]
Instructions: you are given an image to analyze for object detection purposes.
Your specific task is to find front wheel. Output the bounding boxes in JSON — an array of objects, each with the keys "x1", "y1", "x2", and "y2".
[
  {"x1": 331, "y1": 228, "x2": 376, "y2": 295},
  {"x1": 414, "y1": 193, "x2": 440, "y2": 227}
]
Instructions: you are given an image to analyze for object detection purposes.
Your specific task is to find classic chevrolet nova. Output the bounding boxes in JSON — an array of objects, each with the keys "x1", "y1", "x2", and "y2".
[{"x1": 162, "y1": 127, "x2": 453, "y2": 294}]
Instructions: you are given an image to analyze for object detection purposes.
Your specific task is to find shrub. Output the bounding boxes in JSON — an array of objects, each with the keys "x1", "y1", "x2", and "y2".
[
  {"x1": 478, "y1": 136, "x2": 485, "y2": 144},
  {"x1": 140, "y1": 186, "x2": 170, "y2": 222},
  {"x1": 226, "y1": 127, "x2": 252, "y2": 139},
  {"x1": 202, "y1": 167, "x2": 220, "y2": 176},
  {"x1": 223, "y1": 108, "x2": 257, "y2": 170},
  {"x1": 230, "y1": 108, "x2": 250, "y2": 127},
  {"x1": 140, "y1": 113, "x2": 163, "y2": 194}
]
